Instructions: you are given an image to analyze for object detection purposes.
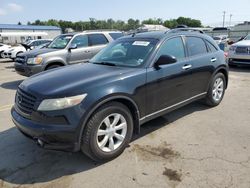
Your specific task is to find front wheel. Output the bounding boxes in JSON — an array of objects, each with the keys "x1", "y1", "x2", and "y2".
[
  {"x1": 81, "y1": 102, "x2": 133, "y2": 162},
  {"x1": 204, "y1": 73, "x2": 226, "y2": 107}
]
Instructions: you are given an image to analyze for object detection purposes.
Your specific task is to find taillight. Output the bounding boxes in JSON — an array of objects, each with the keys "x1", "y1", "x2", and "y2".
[{"x1": 224, "y1": 52, "x2": 228, "y2": 58}]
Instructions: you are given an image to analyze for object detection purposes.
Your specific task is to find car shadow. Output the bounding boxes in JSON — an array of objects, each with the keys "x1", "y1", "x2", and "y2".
[
  {"x1": 0, "y1": 59, "x2": 13, "y2": 63},
  {"x1": 0, "y1": 80, "x2": 23, "y2": 90},
  {"x1": 4, "y1": 65, "x2": 15, "y2": 69},
  {"x1": 0, "y1": 102, "x2": 209, "y2": 185}
]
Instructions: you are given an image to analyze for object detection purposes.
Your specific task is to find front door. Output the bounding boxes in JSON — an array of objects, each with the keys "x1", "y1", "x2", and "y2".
[
  {"x1": 68, "y1": 35, "x2": 92, "y2": 64},
  {"x1": 145, "y1": 37, "x2": 194, "y2": 118}
]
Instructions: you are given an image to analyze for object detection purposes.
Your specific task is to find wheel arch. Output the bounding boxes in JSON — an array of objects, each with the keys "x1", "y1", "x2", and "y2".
[
  {"x1": 44, "y1": 61, "x2": 65, "y2": 70},
  {"x1": 78, "y1": 95, "x2": 141, "y2": 146},
  {"x1": 214, "y1": 66, "x2": 229, "y2": 89}
]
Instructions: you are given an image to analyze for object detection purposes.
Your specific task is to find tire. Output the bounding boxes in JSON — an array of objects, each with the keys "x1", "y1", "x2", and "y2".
[
  {"x1": 81, "y1": 102, "x2": 133, "y2": 162},
  {"x1": 46, "y1": 64, "x2": 61, "y2": 70},
  {"x1": 204, "y1": 73, "x2": 226, "y2": 107},
  {"x1": 0, "y1": 51, "x2": 3, "y2": 58}
]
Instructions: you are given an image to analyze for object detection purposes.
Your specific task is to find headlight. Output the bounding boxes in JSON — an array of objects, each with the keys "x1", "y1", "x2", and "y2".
[
  {"x1": 38, "y1": 94, "x2": 87, "y2": 111},
  {"x1": 27, "y1": 57, "x2": 43, "y2": 65},
  {"x1": 229, "y1": 46, "x2": 236, "y2": 51}
]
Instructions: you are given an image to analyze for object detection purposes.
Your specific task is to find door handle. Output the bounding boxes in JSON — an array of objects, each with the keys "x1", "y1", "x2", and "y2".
[
  {"x1": 182, "y1": 64, "x2": 192, "y2": 70},
  {"x1": 211, "y1": 58, "x2": 217, "y2": 62}
]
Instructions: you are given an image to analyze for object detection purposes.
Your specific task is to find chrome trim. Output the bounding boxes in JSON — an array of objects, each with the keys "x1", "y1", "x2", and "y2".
[{"x1": 140, "y1": 92, "x2": 207, "y2": 121}]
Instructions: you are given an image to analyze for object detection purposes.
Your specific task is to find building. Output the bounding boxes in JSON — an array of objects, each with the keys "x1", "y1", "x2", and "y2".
[
  {"x1": 233, "y1": 21, "x2": 250, "y2": 31},
  {"x1": 0, "y1": 24, "x2": 61, "y2": 44}
]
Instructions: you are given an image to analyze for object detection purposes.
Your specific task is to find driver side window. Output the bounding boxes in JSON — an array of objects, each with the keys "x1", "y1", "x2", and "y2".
[
  {"x1": 71, "y1": 35, "x2": 88, "y2": 48},
  {"x1": 157, "y1": 37, "x2": 185, "y2": 60}
]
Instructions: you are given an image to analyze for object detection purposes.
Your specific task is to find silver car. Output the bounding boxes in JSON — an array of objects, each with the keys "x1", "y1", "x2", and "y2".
[
  {"x1": 228, "y1": 34, "x2": 250, "y2": 66},
  {"x1": 14, "y1": 31, "x2": 124, "y2": 76}
]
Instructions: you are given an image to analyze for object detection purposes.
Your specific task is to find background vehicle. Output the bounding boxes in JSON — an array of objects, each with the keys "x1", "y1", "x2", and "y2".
[
  {"x1": 14, "y1": 31, "x2": 123, "y2": 76},
  {"x1": 2, "y1": 45, "x2": 26, "y2": 60},
  {"x1": 228, "y1": 34, "x2": 250, "y2": 66},
  {"x1": 0, "y1": 43, "x2": 11, "y2": 58},
  {"x1": 213, "y1": 35, "x2": 229, "y2": 45},
  {"x1": 2, "y1": 39, "x2": 52, "y2": 60},
  {"x1": 12, "y1": 29, "x2": 228, "y2": 161}
]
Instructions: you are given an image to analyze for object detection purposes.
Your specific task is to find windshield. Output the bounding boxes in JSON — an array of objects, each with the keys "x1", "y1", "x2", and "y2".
[
  {"x1": 90, "y1": 39, "x2": 157, "y2": 67},
  {"x1": 244, "y1": 35, "x2": 250, "y2": 40},
  {"x1": 48, "y1": 35, "x2": 73, "y2": 49}
]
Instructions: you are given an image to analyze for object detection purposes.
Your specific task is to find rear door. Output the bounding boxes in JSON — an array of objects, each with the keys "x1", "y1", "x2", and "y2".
[
  {"x1": 67, "y1": 34, "x2": 90, "y2": 64},
  {"x1": 87, "y1": 33, "x2": 109, "y2": 57},
  {"x1": 145, "y1": 36, "x2": 195, "y2": 116},
  {"x1": 185, "y1": 36, "x2": 215, "y2": 95}
]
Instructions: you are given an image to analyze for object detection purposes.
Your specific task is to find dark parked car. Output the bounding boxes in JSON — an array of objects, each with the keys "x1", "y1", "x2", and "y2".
[{"x1": 11, "y1": 29, "x2": 228, "y2": 161}]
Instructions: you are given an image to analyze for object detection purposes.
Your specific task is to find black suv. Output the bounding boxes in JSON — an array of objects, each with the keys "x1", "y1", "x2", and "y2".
[{"x1": 11, "y1": 29, "x2": 228, "y2": 161}]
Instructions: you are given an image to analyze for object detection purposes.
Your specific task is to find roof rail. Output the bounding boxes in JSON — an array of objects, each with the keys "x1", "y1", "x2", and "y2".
[
  {"x1": 166, "y1": 28, "x2": 204, "y2": 34},
  {"x1": 82, "y1": 29, "x2": 121, "y2": 32}
]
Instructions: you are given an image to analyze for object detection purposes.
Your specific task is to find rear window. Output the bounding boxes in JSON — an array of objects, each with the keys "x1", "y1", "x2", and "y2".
[
  {"x1": 186, "y1": 37, "x2": 208, "y2": 56},
  {"x1": 206, "y1": 40, "x2": 218, "y2": 52},
  {"x1": 109, "y1": 32, "x2": 124, "y2": 40},
  {"x1": 88, "y1": 34, "x2": 108, "y2": 46}
]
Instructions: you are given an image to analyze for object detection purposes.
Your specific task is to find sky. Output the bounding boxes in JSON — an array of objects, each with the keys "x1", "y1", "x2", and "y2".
[{"x1": 0, "y1": 0, "x2": 250, "y2": 27}]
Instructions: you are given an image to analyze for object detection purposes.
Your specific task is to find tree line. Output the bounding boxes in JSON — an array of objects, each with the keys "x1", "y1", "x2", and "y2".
[{"x1": 25, "y1": 17, "x2": 203, "y2": 33}]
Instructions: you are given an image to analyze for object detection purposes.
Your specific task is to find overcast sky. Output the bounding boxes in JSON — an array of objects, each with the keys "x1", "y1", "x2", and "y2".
[{"x1": 0, "y1": 0, "x2": 250, "y2": 26}]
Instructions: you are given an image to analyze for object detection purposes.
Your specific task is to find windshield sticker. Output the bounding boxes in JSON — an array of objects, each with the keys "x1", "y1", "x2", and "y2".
[{"x1": 132, "y1": 41, "x2": 150, "y2": 46}]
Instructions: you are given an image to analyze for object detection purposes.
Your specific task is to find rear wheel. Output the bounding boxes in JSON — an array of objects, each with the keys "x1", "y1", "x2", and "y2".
[
  {"x1": 81, "y1": 102, "x2": 133, "y2": 162},
  {"x1": 204, "y1": 73, "x2": 226, "y2": 107}
]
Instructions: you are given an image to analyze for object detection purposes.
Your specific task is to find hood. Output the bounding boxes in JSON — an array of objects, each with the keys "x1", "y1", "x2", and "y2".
[
  {"x1": 233, "y1": 40, "x2": 250, "y2": 47},
  {"x1": 19, "y1": 48, "x2": 59, "y2": 58},
  {"x1": 19, "y1": 63, "x2": 137, "y2": 98}
]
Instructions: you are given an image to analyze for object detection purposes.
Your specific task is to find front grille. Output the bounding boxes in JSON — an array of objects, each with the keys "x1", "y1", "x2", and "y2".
[
  {"x1": 231, "y1": 59, "x2": 250, "y2": 63},
  {"x1": 15, "y1": 56, "x2": 26, "y2": 64},
  {"x1": 235, "y1": 46, "x2": 249, "y2": 54},
  {"x1": 16, "y1": 88, "x2": 37, "y2": 115}
]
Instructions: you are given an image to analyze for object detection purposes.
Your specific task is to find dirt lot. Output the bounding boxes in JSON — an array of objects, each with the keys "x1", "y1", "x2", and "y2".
[{"x1": 0, "y1": 59, "x2": 250, "y2": 188}]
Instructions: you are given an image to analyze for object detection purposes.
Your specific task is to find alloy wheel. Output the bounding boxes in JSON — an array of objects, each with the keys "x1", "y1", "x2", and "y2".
[
  {"x1": 96, "y1": 113, "x2": 127, "y2": 152},
  {"x1": 212, "y1": 77, "x2": 224, "y2": 102}
]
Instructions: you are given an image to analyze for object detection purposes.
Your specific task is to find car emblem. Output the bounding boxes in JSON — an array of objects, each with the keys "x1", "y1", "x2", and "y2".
[{"x1": 17, "y1": 95, "x2": 23, "y2": 104}]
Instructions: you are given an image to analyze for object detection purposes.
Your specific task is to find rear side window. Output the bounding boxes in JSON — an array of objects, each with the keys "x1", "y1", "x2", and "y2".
[
  {"x1": 206, "y1": 41, "x2": 218, "y2": 52},
  {"x1": 88, "y1": 34, "x2": 108, "y2": 46},
  {"x1": 157, "y1": 37, "x2": 185, "y2": 60},
  {"x1": 186, "y1": 37, "x2": 208, "y2": 56},
  {"x1": 109, "y1": 32, "x2": 124, "y2": 40},
  {"x1": 71, "y1": 35, "x2": 88, "y2": 48}
]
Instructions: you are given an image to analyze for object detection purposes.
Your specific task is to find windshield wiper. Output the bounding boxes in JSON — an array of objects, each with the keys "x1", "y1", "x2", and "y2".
[{"x1": 93, "y1": 62, "x2": 116, "y2": 66}]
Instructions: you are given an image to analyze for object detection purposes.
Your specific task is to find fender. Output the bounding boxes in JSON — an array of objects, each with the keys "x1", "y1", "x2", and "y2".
[
  {"x1": 43, "y1": 59, "x2": 66, "y2": 70},
  {"x1": 206, "y1": 65, "x2": 229, "y2": 92}
]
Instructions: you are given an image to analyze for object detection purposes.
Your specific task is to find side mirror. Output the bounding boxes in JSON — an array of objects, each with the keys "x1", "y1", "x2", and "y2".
[
  {"x1": 154, "y1": 55, "x2": 177, "y2": 68},
  {"x1": 68, "y1": 43, "x2": 77, "y2": 51}
]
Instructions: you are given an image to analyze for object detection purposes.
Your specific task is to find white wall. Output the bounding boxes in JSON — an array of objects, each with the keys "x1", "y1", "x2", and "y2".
[{"x1": 0, "y1": 29, "x2": 61, "y2": 44}]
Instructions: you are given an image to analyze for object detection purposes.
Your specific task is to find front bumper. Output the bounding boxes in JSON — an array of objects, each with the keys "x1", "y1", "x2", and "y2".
[
  {"x1": 14, "y1": 62, "x2": 43, "y2": 77},
  {"x1": 228, "y1": 52, "x2": 250, "y2": 66},
  {"x1": 11, "y1": 107, "x2": 81, "y2": 152}
]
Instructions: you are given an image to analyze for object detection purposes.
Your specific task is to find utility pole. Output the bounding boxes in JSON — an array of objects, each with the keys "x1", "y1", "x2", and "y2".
[
  {"x1": 223, "y1": 11, "x2": 226, "y2": 27},
  {"x1": 229, "y1": 14, "x2": 232, "y2": 27}
]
